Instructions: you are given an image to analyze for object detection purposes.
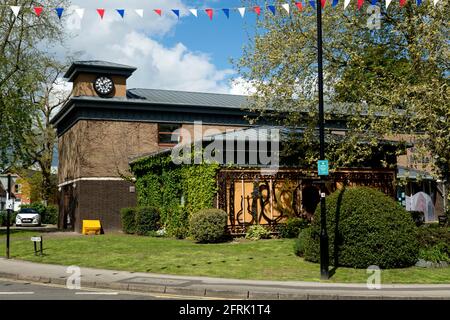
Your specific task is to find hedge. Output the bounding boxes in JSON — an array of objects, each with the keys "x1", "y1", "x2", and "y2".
[{"x1": 303, "y1": 186, "x2": 419, "y2": 269}]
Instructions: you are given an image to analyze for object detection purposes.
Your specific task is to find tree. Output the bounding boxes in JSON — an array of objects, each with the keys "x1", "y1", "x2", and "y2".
[
  {"x1": 23, "y1": 59, "x2": 70, "y2": 204},
  {"x1": 0, "y1": 0, "x2": 68, "y2": 172},
  {"x1": 236, "y1": 1, "x2": 449, "y2": 199}
]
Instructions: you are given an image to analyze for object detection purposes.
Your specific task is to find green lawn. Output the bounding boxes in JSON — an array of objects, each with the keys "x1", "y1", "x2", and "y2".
[{"x1": 0, "y1": 232, "x2": 449, "y2": 284}]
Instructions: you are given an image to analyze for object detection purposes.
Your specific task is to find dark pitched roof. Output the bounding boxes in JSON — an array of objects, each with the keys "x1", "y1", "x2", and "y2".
[
  {"x1": 64, "y1": 60, "x2": 137, "y2": 82},
  {"x1": 127, "y1": 88, "x2": 250, "y2": 109}
]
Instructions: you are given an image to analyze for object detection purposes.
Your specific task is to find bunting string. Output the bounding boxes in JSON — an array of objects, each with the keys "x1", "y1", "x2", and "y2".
[{"x1": 1, "y1": 1, "x2": 443, "y2": 21}]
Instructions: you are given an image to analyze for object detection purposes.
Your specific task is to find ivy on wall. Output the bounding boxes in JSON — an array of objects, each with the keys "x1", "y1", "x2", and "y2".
[{"x1": 130, "y1": 151, "x2": 220, "y2": 238}]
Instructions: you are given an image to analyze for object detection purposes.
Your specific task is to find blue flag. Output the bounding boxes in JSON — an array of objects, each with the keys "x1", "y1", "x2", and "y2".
[
  {"x1": 172, "y1": 9, "x2": 180, "y2": 18},
  {"x1": 267, "y1": 5, "x2": 276, "y2": 15},
  {"x1": 370, "y1": 0, "x2": 377, "y2": 4},
  {"x1": 332, "y1": 0, "x2": 339, "y2": 6},
  {"x1": 309, "y1": 1, "x2": 316, "y2": 9},
  {"x1": 417, "y1": 0, "x2": 422, "y2": 4},
  {"x1": 116, "y1": 9, "x2": 125, "y2": 18},
  {"x1": 55, "y1": 7, "x2": 64, "y2": 19},
  {"x1": 222, "y1": 8, "x2": 230, "y2": 18}
]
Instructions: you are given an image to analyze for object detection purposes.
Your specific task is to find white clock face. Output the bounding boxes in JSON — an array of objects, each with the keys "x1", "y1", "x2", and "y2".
[{"x1": 94, "y1": 76, "x2": 114, "y2": 96}]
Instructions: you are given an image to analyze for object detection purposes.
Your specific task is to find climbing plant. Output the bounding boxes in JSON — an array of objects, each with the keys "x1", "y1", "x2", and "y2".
[{"x1": 130, "y1": 151, "x2": 220, "y2": 238}]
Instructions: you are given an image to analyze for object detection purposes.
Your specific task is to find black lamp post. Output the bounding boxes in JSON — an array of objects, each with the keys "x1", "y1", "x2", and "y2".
[{"x1": 316, "y1": 0, "x2": 329, "y2": 280}]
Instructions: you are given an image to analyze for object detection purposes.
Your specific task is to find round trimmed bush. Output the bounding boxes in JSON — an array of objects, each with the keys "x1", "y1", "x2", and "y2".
[
  {"x1": 135, "y1": 206, "x2": 161, "y2": 236},
  {"x1": 189, "y1": 208, "x2": 228, "y2": 243},
  {"x1": 294, "y1": 227, "x2": 311, "y2": 257},
  {"x1": 121, "y1": 207, "x2": 136, "y2": 234},
  {"x1": 279, "y1": 217, "x2": 310, "y2": 238},
  {"x1": 303, "y1": 187, "x2": 419, "y2": 269},
  {"x1": 245, "y1": 225, "x2": 271, "y2": 240}
]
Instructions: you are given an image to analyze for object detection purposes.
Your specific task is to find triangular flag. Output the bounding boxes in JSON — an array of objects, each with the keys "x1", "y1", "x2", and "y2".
[
  {"x1": 321, "y1": 0, "x2": 327, "y2": 8},
  {"x1": 238, "y1": 7, "x2": 246, "y2": 18},
  {"x1": 116, "y1": 9, "x2": 125, "y2": 18},
  {"x1": 135, "y1": 9, "x2": 143, "y2": 17},
  {"x1": 344, "y1": 0, "x2": 351, "y2": 8},
  {"x1": 399, "y1": 0, "x2": 406, "y2": 6},
  {"x1": 268, "y1": 5, "x2": 276, "y2": 15},
  {"x1": 10, "y1": 6, "x2": 20, "y2": 17},
  {"x1": 75, "y1": 8, "x2": 84, "y2": 19},
  {"x1": 172, "y1": 9, "x2": 180, "y2": 18},
  {"x1": 357, "y1": 0, "x2": 364, "y2": 9},
  {"x1": 309, "y1": 1, "x2": 316, "y2": 9},
  {"x1": 371, "y1": 0, "x2": 377, "y2": 4},
  {"x1": 254, "y1": 6, "x2": 261, "y2": 15},
  {"x1": 205, "y1": 9, "x2": 213, "y2": 20},
  {"x1": 97, "y1": 8, "x2": 105, "y2": 19},
  {"x1": 189, "y1": 9, "x2": 198, "y2": 17},
  {"x1": 34, "y1": 7, "x2": 43, "y2": 17},
  {"x1": 154, "y1": 9, "x2": 162, "y2": 16},
  {"x1": 295, "y1": 2, "x2": 303, "y2": 10},
  {"x1": 332, "y1": 0, "x2": 339, "y2": 6},
  {"x1": 222, "y1": 8, "x2": 230, "y2": 18},
  {"x1": 433, "y1": 0, "x2": 439, "y2": 5},
  {"x1": 416, "y1": 0, "x2": 422, "y2": 5},
  {"x1": 282, "y1": 4, "x2": 290, "y2": 14},
  {"x1": 386, "y1": 0, "x2": 392, "y2": 8},
  {"x1": 55, "y1": 8, "x2": 64, "y2": 19}
]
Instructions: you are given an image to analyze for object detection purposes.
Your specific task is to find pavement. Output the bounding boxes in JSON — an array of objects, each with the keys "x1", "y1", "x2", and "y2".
[{"x1": 0, "y1": 258, "x2": 450, "y2": 299}]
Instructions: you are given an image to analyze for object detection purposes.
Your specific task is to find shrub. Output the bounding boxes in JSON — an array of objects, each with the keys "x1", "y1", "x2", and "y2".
[
  {"x1": 303, "y1": 187, "x2": 419, "y2": 269},
  {"x1": 121, "y1": 207, "x2": 136, "y2": 234},
  {"x1": 189, "y1": 208, "x2": 228, "y2": 243},
  {"x1": 418, "y1": 243, "x2": 450, "y2": 263},
  {"x1": 417, "y1": 225, "x2": 450, "y2": 248},
  {"x1": 135, "y1": 207, "x2": 161, "y2": 236},
  {"x1": 294, "y1": 227, "x2": 311, "y2": 257},
  {"x1": 166, "y1": 206, "x2": 190, "y2": 239},
  {"x1": 279, "y1": 217, "x2": 310, "y2": 238},
  {"x1": 245, "y1": 225, "x2": 271, "y2": 240}
]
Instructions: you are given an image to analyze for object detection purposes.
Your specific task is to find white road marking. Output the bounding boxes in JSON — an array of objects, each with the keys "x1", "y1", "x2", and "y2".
[
  {"x1": 0, "y1": 292, "x2": 35, "y2": 295},
  {"x1": 75, "y1": 292, "x2": 119, "y2": 295}
]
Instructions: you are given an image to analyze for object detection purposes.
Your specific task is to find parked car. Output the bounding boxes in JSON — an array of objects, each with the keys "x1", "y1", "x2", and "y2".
[{"x1": 15, "y1": 208, "x2": 41, "y2": 227}]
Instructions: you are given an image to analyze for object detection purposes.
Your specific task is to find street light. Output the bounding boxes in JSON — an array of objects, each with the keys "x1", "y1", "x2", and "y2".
[{"x1": 316, "y1": 0, "x2": 329, "y2": 280}]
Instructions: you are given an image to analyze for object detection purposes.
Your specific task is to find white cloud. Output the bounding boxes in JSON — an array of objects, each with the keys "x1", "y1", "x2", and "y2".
[
  {"x1": 229, "y1": 77, "x2": 256, "y2": 96},
  {"x1": 53, "y1": 0, "x2": 237, "y2": 93}
]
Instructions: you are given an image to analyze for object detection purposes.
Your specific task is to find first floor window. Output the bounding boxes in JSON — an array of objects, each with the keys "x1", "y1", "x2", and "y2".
[{"x1": 158, "y1": 123, "x2": 181, "y2": 146}]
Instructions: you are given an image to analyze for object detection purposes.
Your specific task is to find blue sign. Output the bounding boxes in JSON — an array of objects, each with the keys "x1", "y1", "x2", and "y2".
[{"x1": 318, "y1": 160, "x2": 329, "y2": 176}]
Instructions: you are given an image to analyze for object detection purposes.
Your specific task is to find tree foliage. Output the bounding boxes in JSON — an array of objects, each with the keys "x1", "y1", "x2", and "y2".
[
  {"x1": 0, "y1": 0, "x2": 68, "y2": 172},
  {"x1": 236, "y1": 1, "x2": 449, "y2": 191}
]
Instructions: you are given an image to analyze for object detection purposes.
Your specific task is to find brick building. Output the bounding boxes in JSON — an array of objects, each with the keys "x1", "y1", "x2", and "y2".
[{"x1": 51, "y1": 61, "x2": 445, "y2": 233}]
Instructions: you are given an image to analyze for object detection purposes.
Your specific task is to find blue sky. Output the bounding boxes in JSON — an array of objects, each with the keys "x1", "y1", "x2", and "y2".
[{"x1": 57, "y1": 0, "x2": 262, "y2": 94}]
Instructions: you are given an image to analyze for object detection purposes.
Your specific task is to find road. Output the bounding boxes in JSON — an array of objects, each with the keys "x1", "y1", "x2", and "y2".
[{"x1": 0, "y1": 279, "x2": 203, "y2": 300}]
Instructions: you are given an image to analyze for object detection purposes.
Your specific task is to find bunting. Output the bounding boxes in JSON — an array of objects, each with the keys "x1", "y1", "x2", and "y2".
[
  {"x1": 189, "y1": 9, "x2": 198, "y2": 17},
  {"x1": 1, "y1": 3, "x2": 441, "y2": 23},
  {"x1": 10, "y1": 5, "x2": 20, "y2": 17},
  {"x1": 205, "y1": 8, "x2": 213, "y2": 20},
  {"x1": 222, "y1": 8, "x2": 230, "y2": 19}
]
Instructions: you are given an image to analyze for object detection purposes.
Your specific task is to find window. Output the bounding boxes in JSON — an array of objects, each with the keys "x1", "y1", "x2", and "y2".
[
  {"x1": 14, "y1": 184, "x2": 21, "y2": 194},
  {"x1": 158, "y1": 124, "x2": 181, "y2": 145}
]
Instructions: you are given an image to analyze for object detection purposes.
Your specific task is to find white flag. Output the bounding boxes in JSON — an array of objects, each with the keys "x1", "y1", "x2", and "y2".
[
  {"x1": 189, "y1": 9, "x2": 198, "y2": 17},
  {"x1": 433, "y1": 0, "x2": 440, "y2": 5},
  {"x1": 135, "y1": 9, "x2": 144, "y2": 18},
  {"x1": 344, "y1": 0, "x2": 351, "y2": 9},
  {"x1": 238, "y1": 7, "x2": 246, "y2": 18},
  {"x1": 282, "y1": 4, "x2": 290, "y2": 14},
  {"x1": 75, "y1": 8, "x2": 85, "y2": 19},
  {"x1": 386, "y1": 0, "x2": 392, "y2": 8},
  {"x1": 10, "y1": 6, "x2": 20, "y2": 17}
]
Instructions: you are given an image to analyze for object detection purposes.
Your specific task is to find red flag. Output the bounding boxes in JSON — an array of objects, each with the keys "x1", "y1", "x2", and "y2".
[
  {"x1": 154, "y1": 9, "x2": 162, "y2": 16},
  {"x1": 321, "y1": 0, "x2": 327, "y2": 8},
  {"x1": 97, "y1": 8, "x2": 105, "y2": 19},
  {"x1": 295, "y1": 2, "x2": 303, "y2": 10},
  {"x1": 205, "y1": 8, "x2": 213, "y2": 20},
  {"x1": 34, "y1": 7, "x2": 43, "y2": 17},
  {"x1": 357, "y1": 0, "x2": 364, "y2": 9},
  {"x1": 399, "y1": 0, "x2": 407, "y2": 6},
  {"x1": 254, "y1": 6, "x2": 261, "y2": 15}
]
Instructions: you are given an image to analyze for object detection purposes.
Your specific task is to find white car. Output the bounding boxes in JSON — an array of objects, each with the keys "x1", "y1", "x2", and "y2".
[{"x1": 15, "y1": 208, "x2": 41, "y2": 227}]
